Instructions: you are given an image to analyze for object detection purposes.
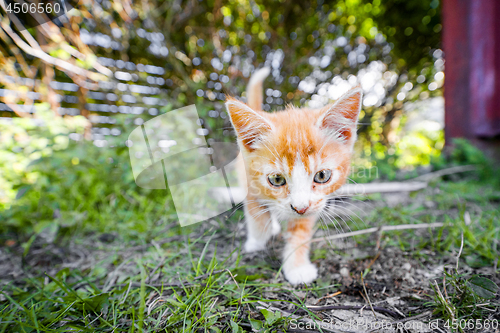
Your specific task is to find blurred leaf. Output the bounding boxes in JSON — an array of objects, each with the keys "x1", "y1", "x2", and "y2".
[
  {"x1": 248, "y1": 316, "x2": 263, "y2": 330},
  {"x1": 260, "y1": 308, "x2": 280, "y2": 326},
  {"x1": 467, "y1": 276, "x2": 499, "y2": 299},
  {"x1": 230, "y1": 320, "x2": 243, "y2": 333},
  {"x1": 232, "y1": 267, "x2": 266, "y2": 282},
  {"x1": 15, "y1": 185, "x2": 31, "y2": 200},
  {"x1": 465, "y1": 254, "x2": 492, "y2": 268}
]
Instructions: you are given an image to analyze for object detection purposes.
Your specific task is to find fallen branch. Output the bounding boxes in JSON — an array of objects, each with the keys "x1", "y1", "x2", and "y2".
[
  {"x1": 314, "y1": 291, "x2": 341, "y2": 305},
  {"x1": 412, "y1": 165, "x2": 476, "y2": 182},
  {"x1": 361, "y1": 273, "x2": 377, "y2": 318},
  {"x1": 311, "y1": 222, "x2": 446, "y2": 243},
  {"x1": 193, "y1": 269, "x2": 226, "y2": 280},
  {"x1": 0, "y1": 20, "x2": 108, "y2": 83},
  {"x1": 333, "y1": 182, "x2": 427, "y2": 197}
]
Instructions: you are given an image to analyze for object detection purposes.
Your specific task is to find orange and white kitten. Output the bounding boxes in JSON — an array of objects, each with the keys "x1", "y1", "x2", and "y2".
[{"x1": 225, "y1": 68, "x2": 362, "y2": 285}]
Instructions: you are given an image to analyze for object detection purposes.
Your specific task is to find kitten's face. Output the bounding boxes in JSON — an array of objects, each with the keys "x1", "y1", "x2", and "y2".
[{"x1": 226, "y1": 88, "x2": 362, "y2": 220}]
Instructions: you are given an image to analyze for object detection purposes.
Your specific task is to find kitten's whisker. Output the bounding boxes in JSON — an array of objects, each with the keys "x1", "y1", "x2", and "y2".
[
  {"x1": 322, "y1": 207, "x2": 355, "y2": 234},
  {"x1": 318, "y1": 212, "x2": 345, "y2": 249},
  {"x1": 334, "y1": 209, "x2": 362, "y2": 228},
  {"x1": 327, "y1": 199, "x2": 367, "y2": 228},
  {"x1": 247, "y1": 208, "x2": 272, "y2": 220},
  {"x1": 246, "y1": 207, "x2": 271, "y2": 216},
  {"x1": 331, "y1": 202, "x2": 365, "y2": 222},
  {"x1": 320, "y1": 209, "x2": 347, "y2": 234},
  {"x1": 332, "y1": 207, "x2": 361, "y2": 230}
]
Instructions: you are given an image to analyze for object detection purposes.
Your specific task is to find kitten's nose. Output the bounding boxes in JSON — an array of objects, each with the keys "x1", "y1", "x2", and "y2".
[{"x1": 291, "y1": 205, "x2": 309, "y2": 215}]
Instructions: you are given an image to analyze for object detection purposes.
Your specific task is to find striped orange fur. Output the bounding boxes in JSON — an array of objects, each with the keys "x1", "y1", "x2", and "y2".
[{"x1": 226, "y1": 68, "x2": 362, "y2": 285}]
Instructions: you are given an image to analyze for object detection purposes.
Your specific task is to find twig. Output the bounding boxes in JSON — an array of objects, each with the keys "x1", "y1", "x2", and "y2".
[
  {"x1": 442, "y1": 275, "x2": 449, "y2": 300},
  {"x1": 456, "y1": 211, "x2": 471, "y2": 272},
  {"x1": 225, "y1": 269, "x2": 240, "y2": 289},
  {"x1": 464, "y1": 211, "x2": 472, "y2": 226},
  {"x1": 433, "y1": 281, "x2": 455, "y2": 321},
  {"x1": 193, "y1": 269, "x2": 226, "y2": 280},
  {"x1": 0, "y1": 0, "x2": 42, "y2": 50},
  {"x1": 0, "y1": 21, "x2": 108, "y2": 83},
  {"x1": 333, "y1": 182, "x2": 427, "y2": 197},
  {"x1": 314, "y1": 291, "x2": 341, "y2": 305},
  {"x1": 361, "y1": 273, "x2": 377, "y2": 318},
  {"x1": 412, "y1": 165, "x2": 476, "y2": 182},
  {"x1": 389, "y1": 306, "x2": 405, "y2": 318},
  {"x1": 375, "y1": 228, "x2": 383, "y2": 251},
  {"x1": 370, "y1": 296, "x2": 400, "y2": 306},
  {"x1": 147, "y1": 296, "x2": 166, "y2": 315},
  {"x1": 365, "y1": 252, "x2": 381, "y2": 271},
  {"x1": 311, "y1": 222, "x2": 446, "y2": 243},
  {"x1": 87, "y1": 312, "x2": 103, "y2": 326},
  {"x1": 120, "y1": 280, "x2": 133, "y2": 305},
  {"x1": 456, "y1": 232, "x2": 464, "y2": 272},
  {"x1": 146, "y1": 257, "x2": 167, "y2": 283}
]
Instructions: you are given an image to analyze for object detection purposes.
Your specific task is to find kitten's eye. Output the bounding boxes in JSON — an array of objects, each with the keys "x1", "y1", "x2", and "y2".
[
  {"x1": 314, "y1": 170, "x2": 332, "y2": 184},
  {"x1": 268, "y1": 174, "x2": 286, "y2": 187}
]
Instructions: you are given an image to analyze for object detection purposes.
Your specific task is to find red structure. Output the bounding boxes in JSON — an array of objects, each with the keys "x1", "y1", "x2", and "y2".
[{"x1": 443, "y1": 0, "x2": 500, "y2": 159}]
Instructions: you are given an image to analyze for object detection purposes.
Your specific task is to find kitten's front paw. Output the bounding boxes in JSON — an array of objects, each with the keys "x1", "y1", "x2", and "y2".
[
  {"x1": 284, "y1": 263, "x2": 318, "y2": 285},
  {"x1": 244, "y1": 238, "x2": 267, "y2": 253}
]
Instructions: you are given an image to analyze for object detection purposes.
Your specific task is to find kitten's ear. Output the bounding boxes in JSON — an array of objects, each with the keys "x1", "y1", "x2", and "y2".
[
  {"x1": 318, "y1": 87, "x2": 363, "y2": 146},
  {"x1": 225, "y1": 98, "x2": 274, "y2": 151}
]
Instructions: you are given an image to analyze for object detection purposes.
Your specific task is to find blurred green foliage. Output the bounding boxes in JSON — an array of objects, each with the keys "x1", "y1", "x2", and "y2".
[
  {"x1": 0, "y1": 112, "x2": 176, "y2": 243},
  {"x1": 130, "y1": 0, "x2": 444, "y2": 146},
  {"x1": 433, "y1": 138, "x2": 500, "y2": 187},
  {"x1": 0, "y1": 104, "x2": 88, "y2": 210},
  {"x1": 2, "y1": 0, "x2": 444, "y2": 162},
  {"x1": 1, "y1": 0, "x2": 446, "y2": 189}
]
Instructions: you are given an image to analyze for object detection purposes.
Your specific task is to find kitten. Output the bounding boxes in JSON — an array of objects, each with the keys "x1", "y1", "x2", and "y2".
[{"x1": 225, "y1": 67, "x2": 362, "y2": 285}]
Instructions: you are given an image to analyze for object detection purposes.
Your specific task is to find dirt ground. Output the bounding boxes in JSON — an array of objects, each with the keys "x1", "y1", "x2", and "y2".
[{"x1": 1, "y1": 191, "x2": 499, "y2": 333}]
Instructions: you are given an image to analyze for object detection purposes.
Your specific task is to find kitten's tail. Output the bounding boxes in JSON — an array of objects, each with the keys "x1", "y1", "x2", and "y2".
[{"x1": 246, "y1": 67, "x2": 270, "y2": 111}]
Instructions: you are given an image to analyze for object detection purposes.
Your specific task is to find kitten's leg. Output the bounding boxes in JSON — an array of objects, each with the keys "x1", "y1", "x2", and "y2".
[
  {"x1": 270, "y1": 213, "x2": 281, "y2": 236},
  {"x1": 244, "y1": 195, "x2": 274, "y2": 253},
  {"x1": 282, "y1": 216, "x2": 318, "y2": 285}
]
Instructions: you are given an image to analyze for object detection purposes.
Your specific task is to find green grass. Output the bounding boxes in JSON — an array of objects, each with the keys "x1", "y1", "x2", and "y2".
[
  {"x1": 430, "y1": 270, "x2": 499, "y2": 328},
  {"x1": 1, "y1": 133, "x2": 499, "y2": 331},
  {"x1": 0, "y1": 229, "x2": 329, "y2": 332}
]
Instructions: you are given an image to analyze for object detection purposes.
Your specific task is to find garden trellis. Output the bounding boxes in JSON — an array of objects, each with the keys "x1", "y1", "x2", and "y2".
[{"x1": 0, "y1": 57, "x2": 171, "y2": 143}]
